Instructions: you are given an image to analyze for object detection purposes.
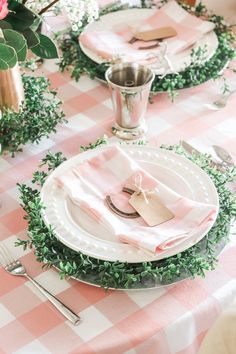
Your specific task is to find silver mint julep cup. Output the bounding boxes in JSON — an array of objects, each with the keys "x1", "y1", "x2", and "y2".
[{"x1": 105, "y1": 63, "x2": 155, "y2": 140}]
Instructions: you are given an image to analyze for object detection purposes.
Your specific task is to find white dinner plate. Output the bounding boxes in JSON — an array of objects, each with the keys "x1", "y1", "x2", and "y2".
[
  {"x1": 41, "y1": 145, "x2": 219, "y2": 263},
  {"x1": 79, "y1": 9, "x2": 219, "y2": 76}
]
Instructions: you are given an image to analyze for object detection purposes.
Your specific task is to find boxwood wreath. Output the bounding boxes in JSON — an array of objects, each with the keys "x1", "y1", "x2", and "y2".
[
  {"x1": 0, "y1": 74, "x2": 66, "y2": 156},
  {"x1": 58, "y1": 1, "x2": 236, "y2": 99},
  {"x1": 16, "y1": 138, "x2": 236, "y2": 290}
]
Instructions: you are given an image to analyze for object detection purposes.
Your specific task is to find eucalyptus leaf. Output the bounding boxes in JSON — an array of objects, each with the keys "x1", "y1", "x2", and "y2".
[
  {"x1": 6, "y1": 0, "x2": 37, "y2": 31},
  {"x1": 16, "y1": 45, "x2": 27, "y2": 62},
  {"x1": 2, "y1": 29, "x2": 27, "y2": 61},
  {"x1": 0, "y1": 57, "x2": 9, "y2": 70},
  {"x1": 30, "y1": 16, "x2": 41, "y2": 32},
  {"x1": 0, "y1": 43, "x2": 17, "y2": 69},
  {"x1": 21, "y1": 29, "x2": 39, "y2": 48},
  {"x1": 0, "y1": 20, "x2": 12, "y2": 29},
  {"x1": 31, "y1": 34, "x2": 58, "y2": 59}
]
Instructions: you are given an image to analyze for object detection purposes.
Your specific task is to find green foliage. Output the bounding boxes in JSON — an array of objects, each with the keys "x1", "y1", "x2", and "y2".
[
  {"x1": 58, "y1": 2, "x2": 236, "y2": 97},
  {"x1": 16, "y1": 141, "x2": 236, "y2": 290},
  {"x1": 2, "y1": 29, "x2": 27, "y2": 61},
  {"x1": 80, "y1": 135, "x2": 109, "y2": 152},
  {"x1": 20, "y1": 29, "x2": 40, "y2": 49},
  {"x1": 0, "y1": 28, "x2": 28, "y2": 69},
  {"x1": 0, "y1": 0, "x2": 58, "y2": 69},
  {"x1": 31, "y1": 34, "x2": 58, "y2": 59},
  {"x1": 0, "y1": 74, "x2": 66, "y2": 156},
  {"x1": 7, "y1": 0, "x2": 37, "y2": 31},
  {"x1": 0, "y1": 42, "x2": 17, "y2": 69},
  {"x1": 0, "y1": 20, "x2": 12, "y2": 29}
]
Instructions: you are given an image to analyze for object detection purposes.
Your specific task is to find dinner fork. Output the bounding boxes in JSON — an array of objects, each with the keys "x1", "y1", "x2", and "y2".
[
  {"x1": 0, "y1": 243, "x2": 80, "y2": 325},
  {"x1": 206, "y1": 89, "x2": 236, "y2": 110}
]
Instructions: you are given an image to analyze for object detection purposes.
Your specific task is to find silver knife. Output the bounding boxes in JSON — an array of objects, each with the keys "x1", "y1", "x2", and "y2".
[
  {"x1": 180, "y1": 141, "x2": 232, "y2": 172},
  {"x1": 180, "y1": 140, "x2": 222, "y2": 168},
  {"x1": 180, "y1": 140, "x2": 202, "y2": 156}
]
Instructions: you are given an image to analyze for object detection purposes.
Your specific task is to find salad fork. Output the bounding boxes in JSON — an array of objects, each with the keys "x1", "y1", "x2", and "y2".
[
  {"x1": 207, "y1": 89, "x2": 236, "y2": 110},
  {"x1": 0, "y1": 243, "x2": 80, "y2": 325}
]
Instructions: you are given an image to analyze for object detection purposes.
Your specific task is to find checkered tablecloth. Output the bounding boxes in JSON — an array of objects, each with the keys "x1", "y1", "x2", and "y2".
[
  {"x1": 1, "y1": 0, "x2": 236, "y2": 349},
  {"x1": 0, "y1": 56, "x2": 235, "y2": 354}
]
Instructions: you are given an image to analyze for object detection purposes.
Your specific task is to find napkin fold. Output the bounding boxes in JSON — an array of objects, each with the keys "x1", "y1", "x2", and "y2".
[
  {"x1": 79, "y1": 0, "x2": 215, "y2": 63},
  {"x1": 55, "y1": 146, "x2": 217, "y2": 255}
]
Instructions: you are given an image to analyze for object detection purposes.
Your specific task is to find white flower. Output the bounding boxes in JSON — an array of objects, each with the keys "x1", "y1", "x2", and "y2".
[
  {"x1": 60, "y1": 0, "x2": 99, "y2": 30},
  {"x1": 26, "y1": 0, "x2": 99, "y2": 29}
]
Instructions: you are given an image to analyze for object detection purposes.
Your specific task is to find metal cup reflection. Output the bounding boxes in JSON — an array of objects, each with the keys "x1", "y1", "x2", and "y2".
[{"x1": 105, "y1": 63, "x2": 154, "y2": 140}]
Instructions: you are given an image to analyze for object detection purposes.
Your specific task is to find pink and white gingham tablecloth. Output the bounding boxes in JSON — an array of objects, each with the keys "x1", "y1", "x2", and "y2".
[
  {"x1": 0, "y1": 58, "x2": 235, "y2": 354},
  {"x1": 1, "y1": 2, "x2": 236, "y2": 353}
]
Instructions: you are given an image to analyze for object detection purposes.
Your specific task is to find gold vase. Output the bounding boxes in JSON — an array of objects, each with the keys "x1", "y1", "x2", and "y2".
[
  {"x1": 180, "y1": 0, "x2": 196, "y2": 5},
  {"x1": 0, "y1": 65, "x2": 25, "y2": 112}
]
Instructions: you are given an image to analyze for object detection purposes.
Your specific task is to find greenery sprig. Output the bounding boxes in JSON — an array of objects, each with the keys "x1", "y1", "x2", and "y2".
[
  {"x1": 0, "y1": 74, "x2": 66, "y2": 156},
  {"x1": 57, "y1": 2, "x2": 235, "y2": 98},
  {"x1": 16, "y1": 139, "x2": 236, "y2": 290}
]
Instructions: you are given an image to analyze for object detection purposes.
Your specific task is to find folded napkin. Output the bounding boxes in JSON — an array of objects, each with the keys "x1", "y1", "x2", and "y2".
[
  {"x1": 56, "y1": 146, "x2": 217, "y2": 254},
  {"x1": 79, "y1": 0, "x2": 215, "y2": 63}
]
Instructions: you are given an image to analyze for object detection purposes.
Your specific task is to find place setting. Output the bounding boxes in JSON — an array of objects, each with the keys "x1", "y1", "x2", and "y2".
[
  {"x1": 0, "y1": 0, "x2": 235, "y2": 295},
  {"x1": 79, "y1": 0, "x2": 218, "y2": 77},
  {"x1": 16, "y1": 55, "x2": 236, "y2": 292},
  {"x1": 1, "y1": 1, "x2": 236, "y2": 352},
  {"x1": 16, "y1": 138, "x2": 235, "y2": 292},
  {"x1": 12, "y1": 1, "x2": 236, "y2": 293},
  {"x1": 59, "y1": 0, "x2": 235, "y2": 96}
]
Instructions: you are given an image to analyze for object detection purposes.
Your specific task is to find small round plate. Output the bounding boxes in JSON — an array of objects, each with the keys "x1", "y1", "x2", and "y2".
[
  {"x1": 41, "y1": 145, "x2": 219, "y2": 263},
  {"x1": 79, "y1": 8, "x2": 219, "y2": 76}
]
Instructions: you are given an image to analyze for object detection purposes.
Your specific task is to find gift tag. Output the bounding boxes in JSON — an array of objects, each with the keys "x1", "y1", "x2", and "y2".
[
  {"x1": 129, "y1": 192, "x2": 174, "y2": 226},
  {"x1": 134, "y1": 27, "x2": 177, "y2": 42}
]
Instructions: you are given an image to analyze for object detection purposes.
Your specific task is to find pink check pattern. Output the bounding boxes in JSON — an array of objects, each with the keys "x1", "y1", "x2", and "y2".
[
  {"x1": 57, "y1": 145, "x2": 216, "y2": 254},
  {"x1": 79, "y1": 1, "x2": 215, "y2": 62},
  {"x1": 1, "y1": 7, "x2": 236, "y2": 354}
]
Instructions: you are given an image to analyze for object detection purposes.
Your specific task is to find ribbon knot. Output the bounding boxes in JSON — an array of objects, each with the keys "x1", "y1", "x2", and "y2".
[{"x1": 134, "y1": 173, "x2": 154, "y2": 204}]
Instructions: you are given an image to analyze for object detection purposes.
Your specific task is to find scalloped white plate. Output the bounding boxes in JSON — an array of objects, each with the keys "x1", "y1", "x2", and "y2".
[
  {"x1": 79, "y1": 8, "x2": 219, "y2": 75},
  {"x1": 41, "y1": 145, "x2": 219, "y2": 263}
]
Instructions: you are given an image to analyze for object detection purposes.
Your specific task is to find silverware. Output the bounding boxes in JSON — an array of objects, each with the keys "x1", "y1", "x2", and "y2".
[
  {"x1": 180, "y1": 140, "x2": 221, "y2": 169},
  {"x1": 0, "y1": 244, "x2": 80, "y2": 325},
  {"x1": 206, "y1": 89, "x2": 236, "y2": 110},
  {"x1": 212, "y1": 145, "x2": 234, "y2": 167},
  {"x1": 180, "y1": 141, "x2": 235, "y2": 176},
  {"x1": 180, "y1": 140, "x2": 202, "y2": 157}
]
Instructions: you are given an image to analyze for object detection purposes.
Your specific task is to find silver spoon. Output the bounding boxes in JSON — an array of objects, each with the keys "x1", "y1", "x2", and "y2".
[{"x1": 212, "y1": 145, "x2": 234, "y2": 167}]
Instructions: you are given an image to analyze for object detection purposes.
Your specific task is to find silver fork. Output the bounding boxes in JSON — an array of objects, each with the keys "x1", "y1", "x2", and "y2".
[
  {"x1": 207, "y1": 89, "x2": 236, "y2": 110},
  {"x1": 0, "y1": 244, "x2": 80, "y2": 325}
]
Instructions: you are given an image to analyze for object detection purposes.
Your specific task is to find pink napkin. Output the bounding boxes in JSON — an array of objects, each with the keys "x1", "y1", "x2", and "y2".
[
  {"x1": 55, "y1": 146, "x2": 217, "y2": 254},
  {"x1": 79, "y1": 0, "x2": 215, "y2": 62}
]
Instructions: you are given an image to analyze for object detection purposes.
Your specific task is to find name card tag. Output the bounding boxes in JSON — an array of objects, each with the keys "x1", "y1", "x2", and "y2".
[
  {"x1": 134, "y1": 27, "x2": 177, "y2": 42},
  {"x1": 129, "y1": 192, "x2": 174, "y2": 227}
]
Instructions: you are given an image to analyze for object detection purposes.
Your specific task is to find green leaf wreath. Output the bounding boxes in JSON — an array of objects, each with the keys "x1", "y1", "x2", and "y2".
[
  {"x1": 16, "y1": 138, "x2": 236, "y2": 290},
  {"x1": 57, "y1": 1, "x2": 236, "y2": 99},
  {"x1": 0, "y1": 74, "x2": 66, "y2": 156}
]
